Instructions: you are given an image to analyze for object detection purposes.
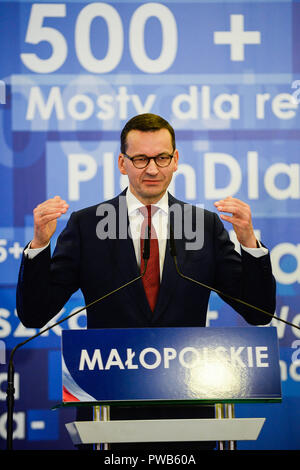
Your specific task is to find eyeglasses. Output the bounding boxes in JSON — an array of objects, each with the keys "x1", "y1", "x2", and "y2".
[{"x1": 122, "y1": 153, "x2": 174, "y2": 169}]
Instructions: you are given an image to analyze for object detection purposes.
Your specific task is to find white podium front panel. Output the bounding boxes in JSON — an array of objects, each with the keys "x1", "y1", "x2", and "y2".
[{"x1": 66, "y1": 417, "x2": 265, "y2": 445}]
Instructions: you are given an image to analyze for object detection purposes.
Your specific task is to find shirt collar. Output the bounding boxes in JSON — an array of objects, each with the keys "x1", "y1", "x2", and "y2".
[{"x1": 126, "y1": 187, "x2": 169, "y2": 216}]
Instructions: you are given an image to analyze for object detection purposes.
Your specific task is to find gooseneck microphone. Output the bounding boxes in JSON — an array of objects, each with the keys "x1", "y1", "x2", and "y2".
[
  {"x1": 143, "y1": 224, "x2": 151, "y2": 259},
  {"x1": 169, "y1": 226, "x2": 300, "y2": 331},
  {"x1": 6, "y1": 233, "x2": 151, "y2": 451}
]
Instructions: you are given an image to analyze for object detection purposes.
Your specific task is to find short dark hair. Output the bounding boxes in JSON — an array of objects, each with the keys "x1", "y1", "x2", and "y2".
[{"x1": 120, "y1": 113, "x2": 176, "y2": 154}]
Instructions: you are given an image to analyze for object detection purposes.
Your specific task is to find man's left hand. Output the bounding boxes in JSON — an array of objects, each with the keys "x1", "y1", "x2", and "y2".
[{"x1": 214, "y1": 196, "x2": 257, "y2": 248}]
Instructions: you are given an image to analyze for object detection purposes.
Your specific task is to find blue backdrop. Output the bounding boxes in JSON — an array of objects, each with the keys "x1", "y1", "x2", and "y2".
[{"x1": 0, "y1": 0, "x2": 300, "y2": 450}]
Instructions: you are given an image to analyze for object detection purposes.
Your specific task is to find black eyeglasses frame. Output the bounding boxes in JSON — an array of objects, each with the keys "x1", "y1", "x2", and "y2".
[{"x1": 122, "y1": 153, "x2": 174, "y2": 169}]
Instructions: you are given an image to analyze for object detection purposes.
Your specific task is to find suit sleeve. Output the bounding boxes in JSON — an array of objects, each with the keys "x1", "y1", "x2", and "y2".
[
  {"x1": 213, "y1": 213, "x2": 276, "y2": 326},
  {"x1": 16, "y1": 212, "x2": 81, "y2": 328}
]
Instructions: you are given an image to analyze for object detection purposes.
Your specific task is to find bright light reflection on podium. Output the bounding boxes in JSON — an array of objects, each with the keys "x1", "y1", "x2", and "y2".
[{"x1": 187, "y1": 357, "x2": 243, "y2": 399}]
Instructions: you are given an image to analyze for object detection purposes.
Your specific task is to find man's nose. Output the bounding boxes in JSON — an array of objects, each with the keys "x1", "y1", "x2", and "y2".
[{"x1": 145, "y1": 158, "x2": 159, "y2": 174}]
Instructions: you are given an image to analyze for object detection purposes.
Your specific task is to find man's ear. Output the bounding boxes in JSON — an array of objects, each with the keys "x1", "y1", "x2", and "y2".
[{"x1": 118, "y1": 154, "x2": 127, "y2": 175}]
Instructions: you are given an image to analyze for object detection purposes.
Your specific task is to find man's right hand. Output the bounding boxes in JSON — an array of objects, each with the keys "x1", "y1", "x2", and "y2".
[{"x1": 31, "y1": 196, "x2": 69, "y2": 249}]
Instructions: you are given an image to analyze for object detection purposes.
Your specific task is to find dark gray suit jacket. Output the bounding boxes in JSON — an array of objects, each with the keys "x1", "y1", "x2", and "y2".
[{"x1": 17, "y1": 191, "x2": 275, "y2": 329}]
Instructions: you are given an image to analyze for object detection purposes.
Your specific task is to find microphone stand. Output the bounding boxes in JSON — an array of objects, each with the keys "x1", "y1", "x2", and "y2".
[
  {"x1": 6, "y1": 233, "x2": 151, "y2": 451},
  {"x1": 169, "y1": 228, "x2": 300, "y2": 331}
]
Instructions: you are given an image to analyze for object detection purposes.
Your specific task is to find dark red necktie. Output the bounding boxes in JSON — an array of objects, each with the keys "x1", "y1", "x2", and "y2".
[{"x1": 140, "y1": 205, "x2": 160, "y2": 311}]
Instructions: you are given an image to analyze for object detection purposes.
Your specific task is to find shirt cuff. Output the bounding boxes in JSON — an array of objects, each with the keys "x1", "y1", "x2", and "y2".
[
  {"x1": 241, "y1": 240, "x2": 268, "y2": 258},
  {"x1": 24, "y1": 241, "x2": 50, "y2": 259}
]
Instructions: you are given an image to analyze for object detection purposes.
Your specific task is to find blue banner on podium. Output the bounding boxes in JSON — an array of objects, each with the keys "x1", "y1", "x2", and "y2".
[{"x1": 61, "y1": 327, "x2": 281, "y2": 404}]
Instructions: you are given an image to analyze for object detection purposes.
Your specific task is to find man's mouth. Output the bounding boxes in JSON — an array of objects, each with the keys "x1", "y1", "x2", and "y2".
[{"x1": 143, "y1": 179, "x2": 162, "y2": 184}]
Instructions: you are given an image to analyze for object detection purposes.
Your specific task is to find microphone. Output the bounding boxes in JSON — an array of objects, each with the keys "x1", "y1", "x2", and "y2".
[
  {"x1": 142, "y1": 224, "x2": 151, "y2": 260},
  {"x1": 6, "y1": 232, "x2": 151, "y2": 450},
  {"x1": 169, "y1": 225, "x2": 300, "y2": 331}
]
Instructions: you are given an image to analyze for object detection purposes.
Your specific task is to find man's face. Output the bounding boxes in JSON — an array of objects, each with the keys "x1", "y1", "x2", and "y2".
[{"x1": 118, "y1": 129, "x2": 178, "y2": 205}]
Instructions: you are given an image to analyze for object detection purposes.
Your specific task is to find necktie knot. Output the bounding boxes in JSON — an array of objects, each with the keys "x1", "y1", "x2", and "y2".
[
  {"x1": 139, "y1": 205, "x2": 158, "y2": 239},
  {"x1": 139, "y1": 204, "x2": 158, "y2": 218}
]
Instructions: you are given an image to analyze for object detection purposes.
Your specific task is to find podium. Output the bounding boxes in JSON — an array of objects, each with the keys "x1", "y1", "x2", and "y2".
[{"x1": 59, "y1": 326, "x2": 281, "y2": 450}]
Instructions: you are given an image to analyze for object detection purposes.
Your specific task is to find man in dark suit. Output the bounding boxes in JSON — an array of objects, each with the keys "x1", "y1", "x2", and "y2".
[{"x1": 16, "y1": 113, "x2": 276, "y2": 450}]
